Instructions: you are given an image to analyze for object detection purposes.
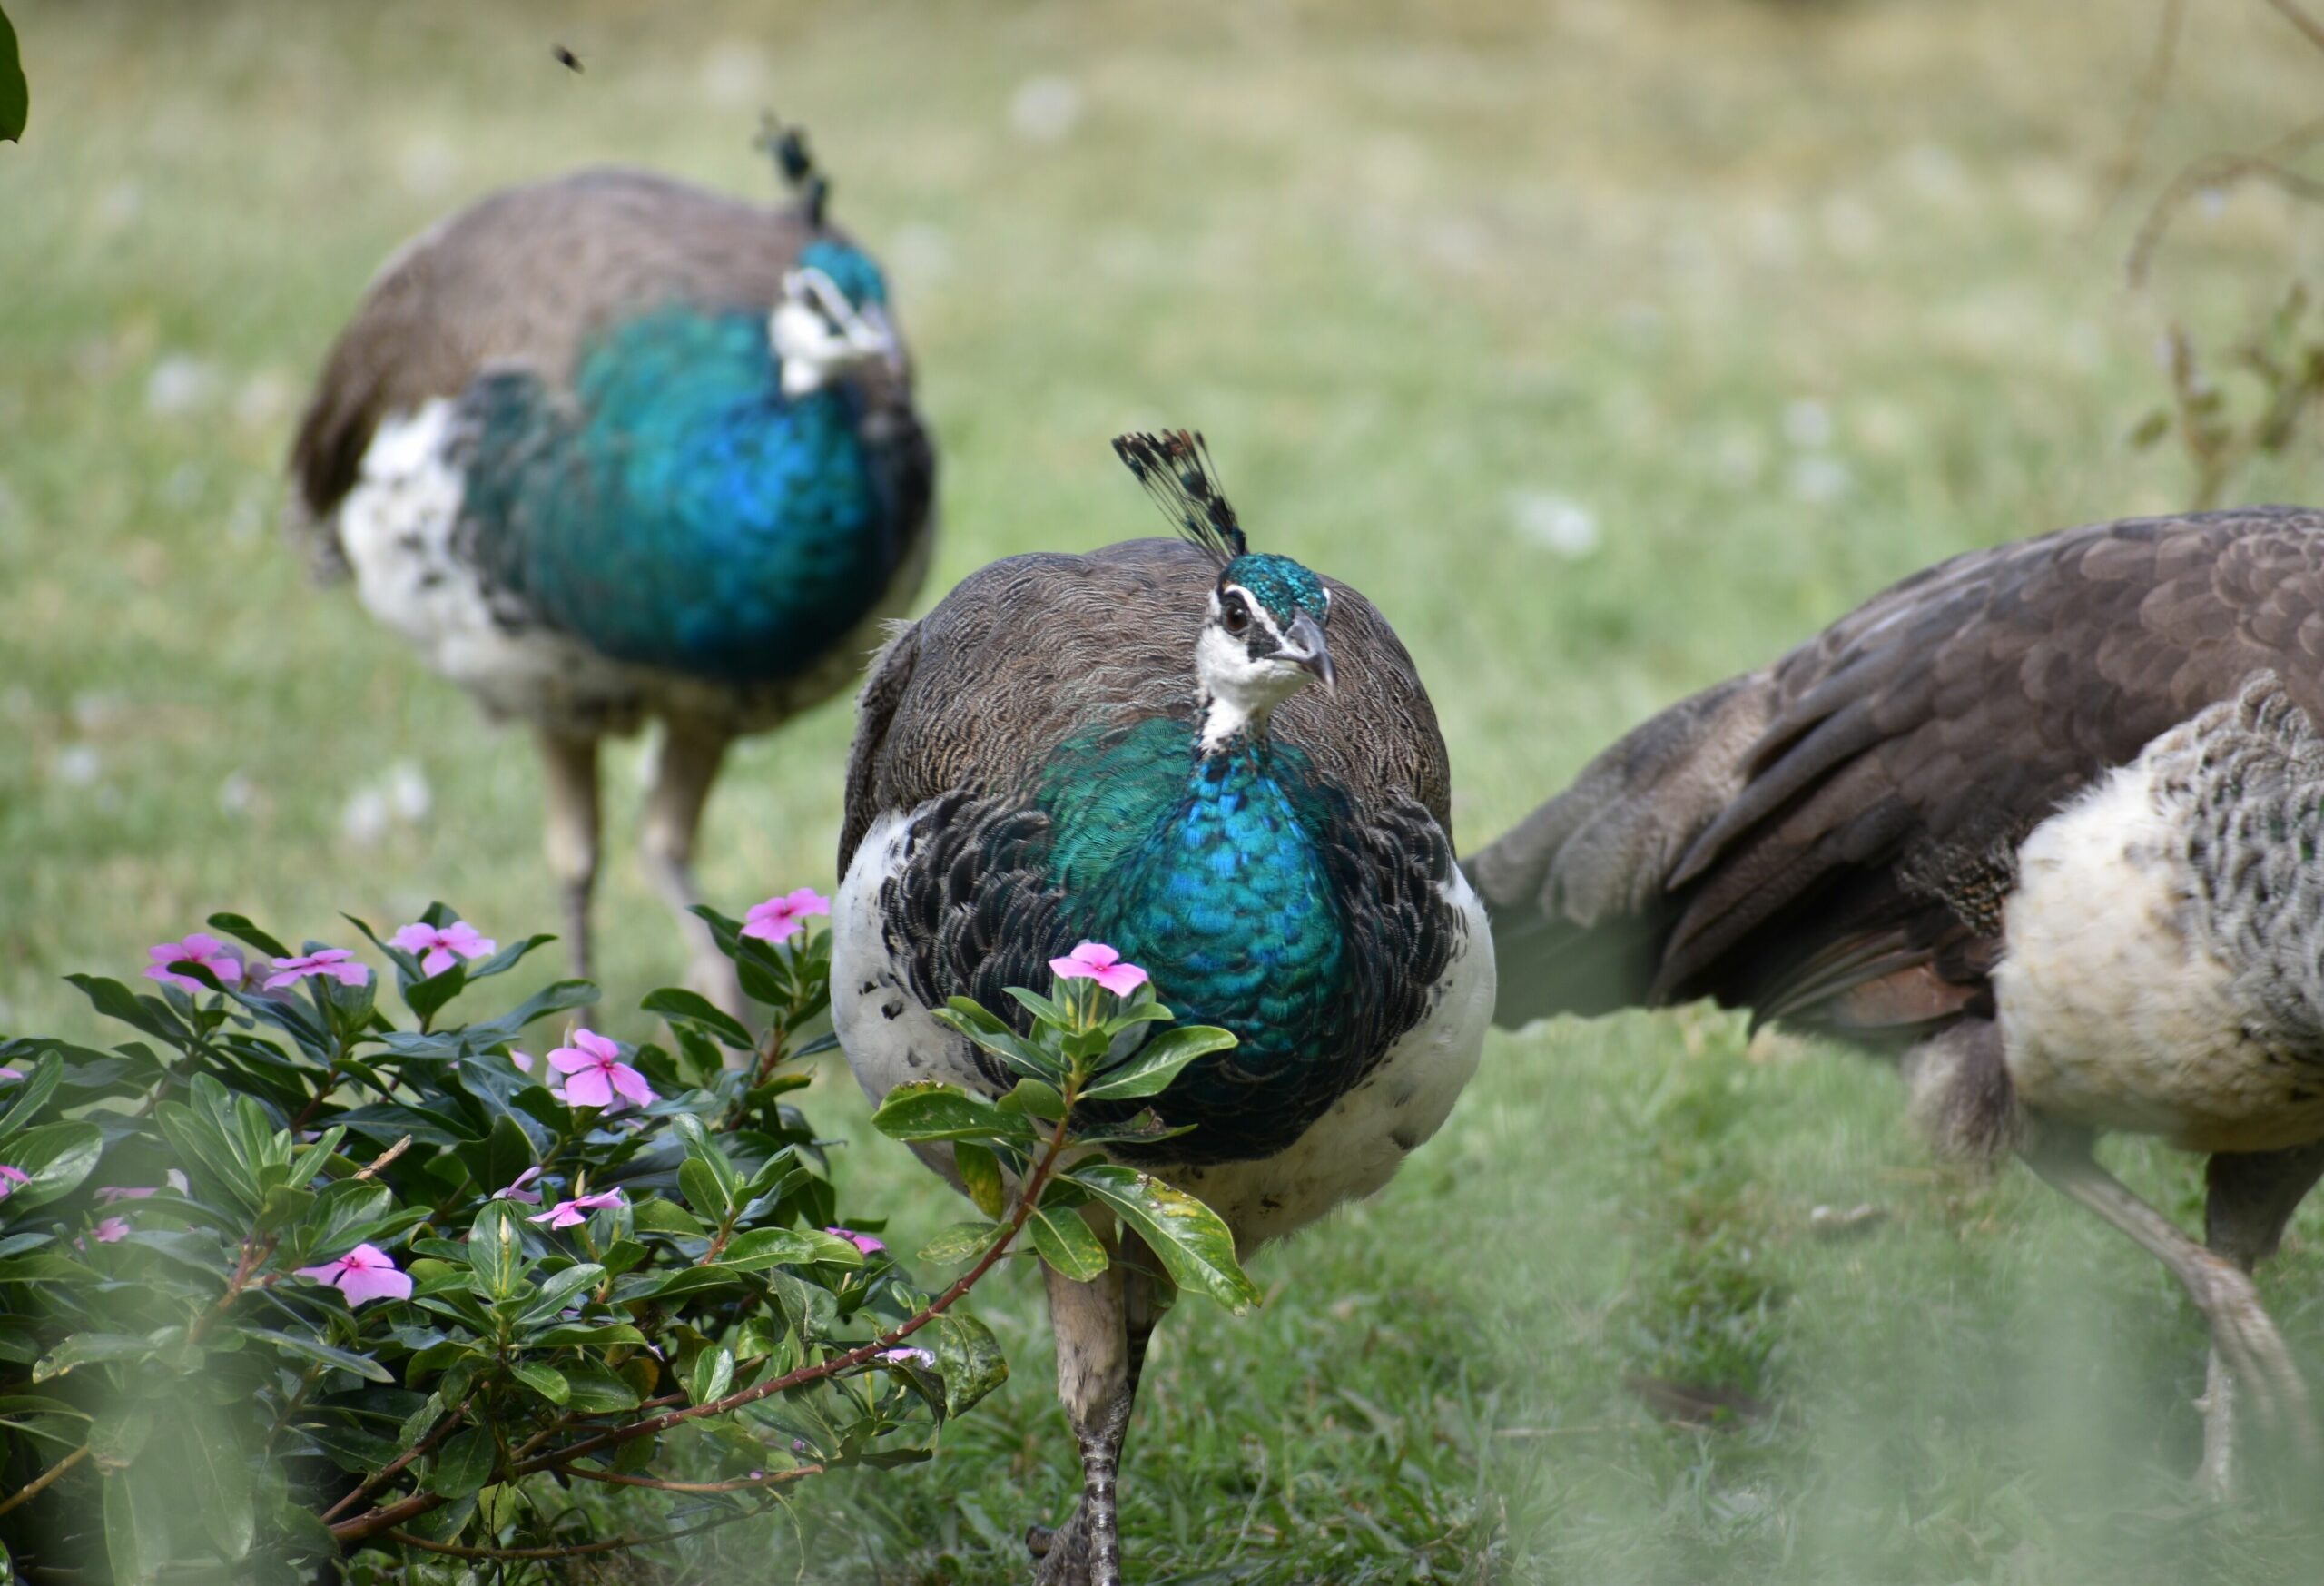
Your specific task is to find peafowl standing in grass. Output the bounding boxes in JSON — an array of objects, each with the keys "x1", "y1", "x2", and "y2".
[
  {"x1": 284, "y1": 131, "x2": 933, "y2": 1009},
  {"x1": 832, "y1": 432, "x2": 1495, "y2": 1584},
  {"x1": 1466, "y1": 506, "x2": 2324, "y2": 1495}
]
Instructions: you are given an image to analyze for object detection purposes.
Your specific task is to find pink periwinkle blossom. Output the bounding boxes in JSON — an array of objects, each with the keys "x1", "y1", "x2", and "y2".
[
  {"x1": 389, "y1": 920, "x2": 497, "y2": 978},
  {"x1": 496, "y1": 1167, "x2": 545, "y2": 1205},
  {"x1": 876, "y1": 1345, "x2": 934, "y2": 1368},
  {"x1": 94, "y1": 1186, "x2": 159, "y2": 1206},
  {"x1": 144, "y1": 933, "x2": 244, "y2": 994},
  {"x1": 0, "y1": 1165, "x2": 27, "y2": 1201},
  {"x1": 825, "y1": 1226, "x2": 885, "y2": 1255},
  {"x1": 508, "y1": 1048, "x2": 536, "y2": 1073},
  {"x1": 89, "y1": 1217, "x2": 131, "y2": 1244},
  {"x1": 547, "y1": 1029, "x2": 655, "y2": 1111},
  {"x1": 295, "y1": 1242, "x2": 412, "y2": 1306},
  {"x1": 0, "y1": 1067, "x2": 22, "y2": 1083},
  {"x1": 263, "y1": 949, "x2": 370, "y2": 991},
  {"x1": 1049, "y1": 941, "x2": 1149, "y2": 997},
  {"x1": 528, "y1": 1188, "x2": 625, "y2": 1230},
  {"x1": 742, "y1": 887, "x2": 830, "y2": 946}
]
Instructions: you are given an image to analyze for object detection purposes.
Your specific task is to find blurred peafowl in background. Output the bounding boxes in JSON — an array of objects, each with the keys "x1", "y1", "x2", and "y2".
[
  {"x1": 832, "y1": 432, "x2": 1494, "y2": 1584},
  {"x1": 1468, "y1": 507, "x2": 2324, "y2": 1495},
  {"x1": 283, "y1": 125, "x2": 933, "y2": 1008}
]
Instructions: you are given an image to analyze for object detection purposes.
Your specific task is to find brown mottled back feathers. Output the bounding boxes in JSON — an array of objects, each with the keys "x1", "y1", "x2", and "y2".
[
  {"x1": 285, "y1": 166, "x2": 905, "y2": 570},
  {"x1": 1468, "y1": 506, "x2": 2324, "y2": 1034},
  {"x1": 838, "y1": 538, "x2": 1450, "y2": 875}
]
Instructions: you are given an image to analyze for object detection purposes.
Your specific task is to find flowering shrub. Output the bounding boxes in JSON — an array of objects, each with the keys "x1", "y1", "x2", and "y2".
[{"x1": 0, "y1": 903, "x2": 1255, "y2": 1581}]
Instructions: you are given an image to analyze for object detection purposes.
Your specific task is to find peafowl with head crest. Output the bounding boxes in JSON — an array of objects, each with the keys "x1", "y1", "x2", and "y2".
[
  {"x1": 832, "y1": 431, "x2": 1494, "y2": 1584},
  {"x1": 284, "y1": 124, "x2": 933, "y2": 1009}
]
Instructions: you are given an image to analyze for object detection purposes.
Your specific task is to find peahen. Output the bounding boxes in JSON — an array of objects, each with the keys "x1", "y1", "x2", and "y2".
[
  {"x1": 284, "y1": 133, "x2": 934, "y2": 1008},
  {"x1": 832, "y1": 432, "x2": 1494, "y2": 1583},
  {"x1": 1467, "y1": 505, "x2": 2324, "y2": 1494}
]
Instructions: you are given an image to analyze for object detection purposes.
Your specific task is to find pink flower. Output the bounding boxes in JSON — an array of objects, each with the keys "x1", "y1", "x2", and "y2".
[
  {"x1": 264, "y1": 949, "x2": 370, "y2": 991},
  {"x1": 1049, "y1": 941, "x2": 1149, "y2": 997},
  {"x1": 547, "y1": 1029, "x2": 655, "y2": 1110},
  {"x1": 389, "y1": 921, "x2": 497, "y2": 978},
  {"x1": 495, "y1": 1167, "x2": 545, "y2": 1205},
  {"x1": 90, "y1": 1217, "x2": 131, "y2": 1244},
  {"x1": 144, "y1": 933, "x2": 244, "y2": 994},
  {"x1": 876, "y1": 1345, "x2": 934, "y2": 1368},
  {"x1": 742, "y1": 887, "x2": 831, "y2": 946},
  {"x1": 0, "y1": 1164, "x2": 27, "y2": 1201},
  {"x1": 94, "y1": 1186, "x2": 159, "y2": 1205},
  {"x1": 528, "y1": 1188, "x2": 624, "y2": 1229},
  {"x1": 295, "y1": 1242, "x2": 412, "y2": 1307},
  {"x1": 825, "y1": 1226, "x2": 885, "y2": 1255},
  {"x1": 508, "y1": 1048, "x2": 536, "y2": 1073}
]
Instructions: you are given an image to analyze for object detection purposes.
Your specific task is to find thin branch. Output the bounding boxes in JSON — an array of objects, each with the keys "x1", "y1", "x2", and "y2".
[
  {"x1": 2101, "y1": 0, "x2": 2187, "y2": 213},
  {"x1": 0, "y1": 1443, "x2": 87, "y2": 1517},
  {"x1": 384, "y1": 1493, "x2": 779, "y2": 1561},
  {"x1": 330, "y1": 1109, "x2": 1076, "y2": 1547},
  {"x1": 319, "y1": 1395, "x2": 473, "y2": 1523},
  {"x1": 2129, "y1": 116, "x2": 2324, "y2": 285},
  {"x1": 555, "y1": 1462, "x2": 823, "y2": 1494}
]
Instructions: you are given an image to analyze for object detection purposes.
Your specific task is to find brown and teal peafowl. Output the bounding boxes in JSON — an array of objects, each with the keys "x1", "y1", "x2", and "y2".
[
  {"x1": 284, "y1": 133, "x2": 933, "y2": 1009},
  {"x1": 832, "y1": 432, "x2": 1494, "y2": 1583},
  {"x1": 1467, "y1": 505, "x2": 2324, "y2": 1495}
]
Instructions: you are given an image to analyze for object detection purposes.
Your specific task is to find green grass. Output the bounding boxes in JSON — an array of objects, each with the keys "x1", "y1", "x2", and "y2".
[{"x1": 10, "y1": 0, "x2": 2324, "y2": 1579}]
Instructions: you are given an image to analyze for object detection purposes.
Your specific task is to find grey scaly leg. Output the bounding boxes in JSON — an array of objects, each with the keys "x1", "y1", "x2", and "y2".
[
  {"x1": 1029, "y1": 1259, "x2": 1163, "y2": 1579},
  {"x1": 2019, "y1": 1128, "x2": 2319, "y2": 1492},
  {"x1": 1032, "y1": 1252, "x2": 1156, "y2": 1586},
  {"x1": 535, "y1": 728, "x2": 601, "y2": 987},
  {"x1": 2195, "y1": 1144, "x2": 2324, "y2": 1497},
  {"x1": 639, "y1": 717, "x2": 744, "y2": 1021}
]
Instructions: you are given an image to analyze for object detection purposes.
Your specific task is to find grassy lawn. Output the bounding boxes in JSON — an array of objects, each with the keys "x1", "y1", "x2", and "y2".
[{"x1": 10, "y1": 0, "x2": 2324, "y2": 1580}]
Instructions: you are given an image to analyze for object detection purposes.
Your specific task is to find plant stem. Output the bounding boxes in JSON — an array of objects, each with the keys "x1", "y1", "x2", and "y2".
[
  {"x1": 0, "y1": 1443, "x2": 87, "y2": 1517},
  {"x1": 328, "y1": 1107, "x2": 1077, "y2": 1547}
]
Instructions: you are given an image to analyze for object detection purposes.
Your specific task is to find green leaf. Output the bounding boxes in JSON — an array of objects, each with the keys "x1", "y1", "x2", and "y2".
[
  {"x1": 630, "y1": 1197, "x2": 707, "y2": 1237},
  {"x1": 717, "y1": 1226, "x2": 820, "y2": 1270},
  {"x1": 642, "y1": 988, "x2": 755, "y2": 1049},
  {"x1": 466, "y1": 1200, "x2": 529, "y2": 1302},
  {"x1": 0, "y1": 5, "x2": 25, "y2": 143},
  {"x1": 402, "y1": 959, "x2": 468, "y2": 1025},
  {"x1": 248, "y1": 1327, "x2": 395, "y2": 1384},
  {"x1": 103, "y1": 1464, "x2": 168, "y2": 1586},
  {"x1": 689, "y1": 1345, "x2": 735, "y2": 1406},
  {"x1": 90, "y1": 1401, "x2": 156, "y2": 1466},
  {"x1": 1067, "y1": 1163, "x2": 1261, "y2": 1315},
  {"x1": 204, "y1": 912, "x2": 291, "y2": 959},
  {"x1": 1002, "y1": 1078, "x2": 1067, "y2": 1122},
  {"x1": 0, "y1": 1052, "x2": 61, "y2": 1139},
  {"x1": 516, "y1": 1262, "x2": 606, "y2": 1325},
  {"x1": 932, "y1": 1311, "x2": 1009, "y2": 1416},
  {"x1": 64, "y1": 975, "x2": 186, "y2": 1046},
  {"x1": 1028, "y1": 1203, "x2": 1108, "y2": 1281},
  {"x1": 873, "y1": 1080, "x2": 1034, "y2": 1144},
  {"x1": 0, "y1": 1121, "x2": 101, "y2": 1213},
  {"x1": 560, "y1": 1359, "x2": 641, "y2": 1414},
  {"x1": 933, "y1": 998, "x2": 1066, "y2": 1083},
  {"x1": 919, "y1": 1219, "x2": 1005, "y2": 1266},
  {"x1": 33, "y1": 1332, "x2": 154, "y2": 1382},
  {"x1": 427, "y1": 1425, "x2": 494, "y2": 1499},
  {"x1": 955, "y1": 1141, "x2": 1006, "y2": 1218},
  {"x1": 509, "y1": 1360, "x2": 569, "y2": 1404},
  {"x1": 678, "y1": 1158, "x2": 734, "y2": 1219},
  {"x1": 1081, "y1": 1024, "x2": 1238, "y2": 1100},
  {"x1": 181, "y1": 1405, "x2": 255, "y2": 1561},
  {"x1": 527, "y1": 1321, "x2": 646, "y2": 1348}
]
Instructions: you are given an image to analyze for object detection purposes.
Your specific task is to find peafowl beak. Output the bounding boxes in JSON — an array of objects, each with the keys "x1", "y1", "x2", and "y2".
[{"x1": 1280, "y1": 610, "x2": 1335, "y2": 694}]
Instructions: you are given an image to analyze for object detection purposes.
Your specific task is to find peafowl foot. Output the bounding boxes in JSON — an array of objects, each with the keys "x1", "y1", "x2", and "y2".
[{"x1": 1027, "y1": 1504, "x2": 1099, "y2": 1585}]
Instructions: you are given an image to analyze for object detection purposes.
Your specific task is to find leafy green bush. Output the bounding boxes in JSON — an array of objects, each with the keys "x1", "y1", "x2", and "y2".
[{"x1": 0, "y1": 901, "x2": 1252, "y2": 1581}]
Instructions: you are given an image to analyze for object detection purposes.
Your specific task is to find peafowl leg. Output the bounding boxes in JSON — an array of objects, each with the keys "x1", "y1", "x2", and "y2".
[
  {"x1": 2196, "y1": 1144, "x2": 2324, "y2": 1497},
  {"x1": 639, "y1": 718, "x2": 743, "y2": 1020},
  {"x1": 535, "y1": 728, "x2": 601, "y2": 987},
  {"x1": 1029, "y1": 1256, "x2": 1163, "y2": 1581},
  {"x1": 1031, "y1": 1252, "x2": 1147, "y2": 1586},
  {"x1": 2020, "y1": 1128, "x2": 2319, "y2": 1493}
]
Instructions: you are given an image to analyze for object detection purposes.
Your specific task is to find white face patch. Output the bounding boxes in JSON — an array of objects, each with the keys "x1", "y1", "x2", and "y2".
[
  {"x1": 1196, "y1": 586, "x2": 1316, "y2": 749},
  {"x1": 768, "y1": 267, "x2": 900, "y2": 399}
]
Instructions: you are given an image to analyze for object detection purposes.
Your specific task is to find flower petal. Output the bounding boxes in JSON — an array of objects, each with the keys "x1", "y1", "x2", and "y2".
[
  {"x1": 1093, "y1": 963, "x2": 1149, "y2": 996},
  {"x1": 562, "y1": 1067, "x2": 614, "y2": 1108}
]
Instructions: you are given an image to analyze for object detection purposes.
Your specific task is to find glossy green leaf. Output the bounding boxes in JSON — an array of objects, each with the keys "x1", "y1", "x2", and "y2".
[
  {"x1": 0, "y1": 1120, "x2": 100, "y2": 1215},
  {"x1": 688, "y1": 1345, "x2": 734, "y2": 1405},
  {"x1": 717, "y1": 1226, "x2": 820, "y2": 1270},
  {"x1": 466, "y1": 1200, "x2": 529, "y2": 1301},
  {"x1": 103, "y1": 1463, "x2": 167, "y2": 1586},
  {"x1": 642, "y1": 988, "x2": 755, "y2": 1049},
  {"x1": 1080, "y1": 1024, "x2": 1238, "y2": 1100},
  {"x1": 509, "y1": 1360, "x2": 569, "y2": 1404},
  {"x1": 955, "y1": 1141, "x2": 1006, "y2": 1217},
  {"x1": 427, "y1": 1425, "x2": 495, "y2": 1499},
  {"x1": 1028, "y1": 1203, "x2": 1108, "y2": 1281},
  {"x1": 1067, "y1": 1163, "x2": 1260, "y2": 1314},
  {"x1": 918, "y1": 1219, "x2": 1005, "y2": 1266},
  {"x1": 248, "y1": 1328, "x2": 396, "y2": 1384},
  {"x1": 932, "y1": 1311, "x2": 1009, "y2": 1416},
  {"x1": 560, "y1": 1359, "x2": 642, "y2": 1414},
  {"x1": 872, "y1": 1080, "x2": 1033, "y2": 1144},
  {"x1": 182, "y1": 1406, "x2": 255, "y2": 1561}
]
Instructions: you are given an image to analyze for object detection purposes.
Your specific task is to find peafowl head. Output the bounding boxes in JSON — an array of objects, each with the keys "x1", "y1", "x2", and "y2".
[
  {"x1": 770, "y1": 239, "x2": 901, "y2": 399},
  {"x1": 1113, "y1": 430, "x2": 1335, "y2": 749}
]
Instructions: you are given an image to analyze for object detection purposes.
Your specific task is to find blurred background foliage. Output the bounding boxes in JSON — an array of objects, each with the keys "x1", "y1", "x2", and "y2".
[{"x1": 7, "y1": 0, "x2": 2324, "y2": 1580}]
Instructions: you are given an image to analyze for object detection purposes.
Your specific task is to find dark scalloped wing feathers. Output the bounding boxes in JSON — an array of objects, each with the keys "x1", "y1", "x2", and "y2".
[{"x1": 1469, "y1": 506, "x2": 2324, "y2": 1033}]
